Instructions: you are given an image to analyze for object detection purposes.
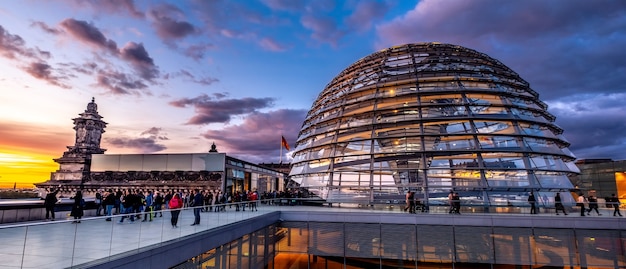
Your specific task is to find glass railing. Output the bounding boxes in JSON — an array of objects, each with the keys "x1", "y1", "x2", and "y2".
[
  {"x1": 0, "y1": 200, "x2": 278, "y2": 269},
  {"x1": 0, "y1": 198, "x2": 621, "y2": 268}
]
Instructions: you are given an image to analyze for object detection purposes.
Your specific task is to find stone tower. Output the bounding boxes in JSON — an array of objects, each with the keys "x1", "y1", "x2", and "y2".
[{"x1": 49, "y1": 98, "x2": 107, "y2": 184}]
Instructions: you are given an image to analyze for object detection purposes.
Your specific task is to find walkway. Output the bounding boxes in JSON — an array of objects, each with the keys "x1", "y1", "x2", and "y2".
[{"x1": 0, "y1": 201, "x2": 623, "y2": 269}]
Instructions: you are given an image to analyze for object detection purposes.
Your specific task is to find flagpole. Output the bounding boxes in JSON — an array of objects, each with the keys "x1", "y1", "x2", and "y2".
[{"x1": 280, "y1": 134, "x2": 283, "y2": 164}]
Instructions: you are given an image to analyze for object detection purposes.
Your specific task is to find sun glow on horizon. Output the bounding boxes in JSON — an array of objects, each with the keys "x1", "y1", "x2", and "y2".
[{"x1": 0, "y1": 151, "x2": 57, "y2": 188}]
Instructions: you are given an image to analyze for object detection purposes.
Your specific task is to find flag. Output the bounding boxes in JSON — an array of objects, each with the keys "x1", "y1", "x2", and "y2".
[{"x1": 281, "y1": 136, "x2": 290, "y2": 151}]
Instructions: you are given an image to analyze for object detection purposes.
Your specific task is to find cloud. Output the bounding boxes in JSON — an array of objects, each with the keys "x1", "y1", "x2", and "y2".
[
  {"x1": 260, "y1": 0, "x2": 306, "y2": 12},
  {"x1": 30, "y1": 21, "x2": 61, "y2": 35},
  {"x1": 140, "y1": 127, "x2": 169, "y2": 140},
  {"x1": 119, "y1": 42, "x2": 159, "y2": 80},
  {"x1": 169, "y1": 94, "x2": 275, "y2": 125},
  {"x1": 182, "y1": 43, "x2": 214, "y2": 60},
  {"x1": 0, "y1": 120, "x2": 74, "y2": 155},
  {"x1": 259, "y1": 37, "x2": 288, "y2": 52},
  {"x1": 95, "y1": 69, "x2": 148, "y2": 95},
  {"x1": 171, "y1": 69, "x2": 219, "y2": 86},
  {"x1": 200, "y1": 109, "x2": 307, "y2": 163},
  {"x1": 148, "y1": 3, "x2": 197, "y2": 41},
  {"x1": 0, "y1": 25, "x2": 50, "y2": 60},
  {"x1": 345, "y1": 0, "x2": 391, "y2": 32},
  {"x1": 65, "y1": 0, "x2": 144, "y2": 18},
  {"x1": 301, "y1": 14, "x2": 345, "y2": 46},
  {"x1": 59, "y1": 19, "x2": 118, "y2": 52},
  {"x1": 548, "y1": 93, "x2": 626, "y2": 160},
  {"x1": 104, "y1": 137, "x2": 167, "y2": 153},
  {"x1": 22, "y1": 61, "x2": 69, "y2": 88}
]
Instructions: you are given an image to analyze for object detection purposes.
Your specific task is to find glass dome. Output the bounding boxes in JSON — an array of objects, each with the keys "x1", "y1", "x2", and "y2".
[{"x1": 289, "y1": 43, "x2": 578, "y2": 207}]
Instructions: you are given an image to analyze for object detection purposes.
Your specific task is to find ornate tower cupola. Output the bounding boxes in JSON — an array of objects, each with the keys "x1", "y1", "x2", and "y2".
[{"x1": 49, "y1": 98, "x2": 107, "y2": 184}]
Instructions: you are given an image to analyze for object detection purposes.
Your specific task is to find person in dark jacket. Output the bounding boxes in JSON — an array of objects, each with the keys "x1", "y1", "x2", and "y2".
[
  {"x1": 190, "y1": 189, "x2": 204, "y2": 225},
  {"x1": 103, "y1": 189, "x2": 116, "y2": 221},
  {"x1": 70, "y1": 190, "x2": 84, "y2": 223},
  {"x1": 44, "y1": 189, "x2": 59, "y2": 221}
]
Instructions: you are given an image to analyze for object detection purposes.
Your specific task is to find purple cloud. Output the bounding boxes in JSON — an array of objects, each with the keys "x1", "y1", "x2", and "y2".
[
  {"x1": 173, "y1": 69, "x2": 219, "y2": 86},
  {"x1": 200, "y1": 109, "x2": 307, "y2": 163},
  {"x1": 301, "y1": 15, "x2": 345, "y2": 46},
  {"x1": 59, "y1": 19, "x2": 118, "y2": 52},
  {"x1": 169, "y1": 94, "x2": 275, "y2": 125},
  {"x1": 0, "y1": 25, "x2": 50, "y2": 60},
  {"x1": 23, "y1": 61, "x2": 70, "y2": 88},
  {"x1": 259, "y1": 37, "x2": 288, "y2": 52},
  {"x1": 105, "y1": 137, "x2": 167, "y2": 153},
  {"x1": 345, "y1": 1, "x2": 391, "y2": 32},
  {"x1": 140, "y1": 127, "x2": 169, "y2": 140},
  {"x1": 148, "y1": 3, "x2": 197, "y2": 41},
  {"x1": 70, "y1": 0, "x2": 144, "y2": 18},
  {"x1": 95, "y1": 69, "x2": 148, "y2": 95},
  {"x1": 119, "y1": 42, "x2": 159, "y2": 80},
  {"x1": 30, "y1": 21, "x2": 61, "y2": 35}
]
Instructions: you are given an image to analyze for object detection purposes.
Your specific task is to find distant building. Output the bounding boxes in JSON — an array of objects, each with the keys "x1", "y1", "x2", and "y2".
[
  {"x1": 36, "y1": 99, "x2": 286, "y2": 197},
  {"x1": 571, "y1": 159, "x2": 626, "y2": 202}
]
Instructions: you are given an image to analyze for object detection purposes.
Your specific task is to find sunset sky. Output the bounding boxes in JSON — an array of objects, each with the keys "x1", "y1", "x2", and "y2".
[{"x1": 1, "y1": 0, "x2": 625, "y2": 188}]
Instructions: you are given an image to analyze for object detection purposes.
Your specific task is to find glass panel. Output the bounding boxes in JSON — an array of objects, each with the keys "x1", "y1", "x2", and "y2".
[
  {"x1": 454, "y1": 226, "x2": 495, "y2": 264},
  {"x1": 576, "y1": 229, "x2": 626, "y2": 268},
  {"x1": 493, "y1": 227, "x2": 534, "y2": 266},
  {"x1": 417, "y1": 225, "x2": 454, "y2": 263},
  {"x1": 533, "y1": 228, "x2": 577, "y2": 267}
]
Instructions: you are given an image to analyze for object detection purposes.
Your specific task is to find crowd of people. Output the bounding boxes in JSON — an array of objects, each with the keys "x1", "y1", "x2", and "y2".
[{"x1": 44, "y1": 188, "x2": 307, "y2": 227}]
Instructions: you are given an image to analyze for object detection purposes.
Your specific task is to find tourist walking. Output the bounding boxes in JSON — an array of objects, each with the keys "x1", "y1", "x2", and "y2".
[
  {"x1": 169, "y1": 193, "x2": 183, "y2": 228},
  {"x1": 103, "y1": 189, "x2": 115, "y2": 221},
  {"x1": 528, "y1": 192, "x2": 537, "y2": 214},
  {"x1": 586, "y1": 195, "x2": 601, "y2": 216},
  {"x1": 44, "y1": 189, "x2": 59, "y2": 221},
  {"x1": 70, "y1": 190, "x2": 85, "y2": 223},
  {"x1": 555, "y1": 193, "x2": 567, "y2": 215},
  {"x1": 190, "y1": 189, "x2": 203, "y2": 226},
  {"x1": 119, "y1": 190, "x2": 136, "y2": 223},
  {"x1": 610, "y1": 193, "x2": 622, "y2": 217},
  {"x1": 577, "y1": 194, "x2": 587, "y2": 217},
  {"x1": 404, "y1": 191, "x2": 415, "y2": 214},
  {"x1": 447, "y1": 190, "x2": 455, "y2": 214},
  {"x1": 452, "y1": 192, "x2": 461, "y2": 214}
]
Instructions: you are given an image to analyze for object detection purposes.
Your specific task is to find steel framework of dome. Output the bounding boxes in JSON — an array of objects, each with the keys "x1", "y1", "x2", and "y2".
[{"x1": 289, "y1": 43, "x2": 579, "y2": 206}]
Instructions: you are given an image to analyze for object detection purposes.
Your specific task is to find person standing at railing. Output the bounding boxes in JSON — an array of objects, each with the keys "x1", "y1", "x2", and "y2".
[
  {"x1": 169, "y1": 193, "x2": 183, "y2": 228},
  {"x1": 249, "y1": 189, "x2": 259, "y2": 212},
  {"x1": 452, "y1": 192, "x2": 461, "y2": 214},
  {"x1": 577, "y1": 194, "x2": 587, "y2": 217},
  {"x1": 554, "y1": 193, "x2": 568, "y2": 215},
  {"x1": 528, "y1": 192, "x2": 537, "y2": 214},
  {"x1": 70, "y1": 190, "x2": 85, "y2": 223},
  {"x1": 190, "y1": 189, "x2": 203, "y2": 226},
  {"x1": 44, "y1": 188, "x2": 59, "y2": 221}
]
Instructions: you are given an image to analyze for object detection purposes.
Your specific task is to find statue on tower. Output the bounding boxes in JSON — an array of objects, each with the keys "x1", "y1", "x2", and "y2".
[{"x1": 41, "y1": 98, "x2": 108, "y2": 186}]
